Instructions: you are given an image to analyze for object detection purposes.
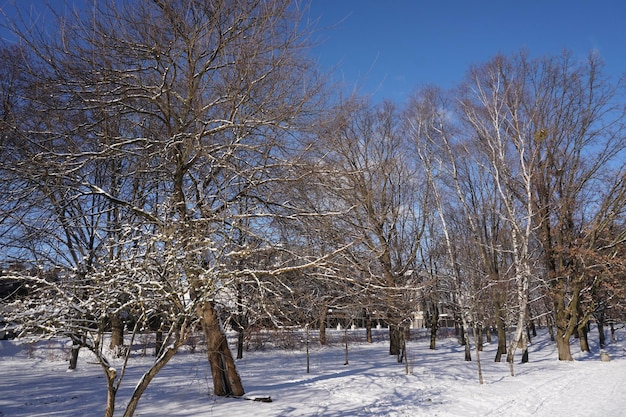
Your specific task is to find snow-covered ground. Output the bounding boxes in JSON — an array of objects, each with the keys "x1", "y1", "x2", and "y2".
[{"x1": 1, "y1": 326, "x2": 624, "y2": 417}]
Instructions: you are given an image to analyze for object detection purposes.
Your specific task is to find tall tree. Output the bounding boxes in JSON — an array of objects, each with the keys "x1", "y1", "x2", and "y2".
[
  {"x1": 406, "y1": 86, "x2": 513, "y2": 363},
  {"x1": 521, "y1": 51, "x2": 624, "y2": 360},
  {"x1": 319, "y1": 99, "x2": 429, "y2": 358},
  {"x1": 457, "y1": 51, "x2": 625, "y2": 361},
  {"x1": 457, "y1": 55, "x2": 542, "y2": 367},
  {"x1": 1, "y1": 0, "x2": 333, "y2": 413}
]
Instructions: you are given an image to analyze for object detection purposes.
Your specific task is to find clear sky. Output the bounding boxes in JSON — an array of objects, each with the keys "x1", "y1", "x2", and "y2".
[
  {"x1": 307, "y1": 0, "x2": 626, "y2": 103},
  {"x1": 2, "y1": 1, "x2": 625, "y2": 105}
]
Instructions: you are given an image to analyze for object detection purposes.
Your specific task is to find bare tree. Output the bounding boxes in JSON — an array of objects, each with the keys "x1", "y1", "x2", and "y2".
[
  {"x1": 318, "y1": 98, "x2": 429, "y2": 358},
  {"x1": 446, "y1": 50, "x2": 625, "y2": 362},
  {"x1": 504, "y1": 51, "x2": 625, "y2": 361},
  {"x1": 406, "y1": 87, "x2": 501, "y2": 372},
  {"x1": 1, "y1": 0, "x2": 336, "y2": 414},
  {"x1": 456, "y1": 55, "x2": 543, "y2": 368}
]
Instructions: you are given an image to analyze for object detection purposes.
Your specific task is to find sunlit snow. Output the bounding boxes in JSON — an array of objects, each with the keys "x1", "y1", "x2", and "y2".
[{"x1": 1, "y1": 327, "x2": 624, "y2": 416}]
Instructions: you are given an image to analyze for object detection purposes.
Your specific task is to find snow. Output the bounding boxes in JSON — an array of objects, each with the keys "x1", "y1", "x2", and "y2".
[{"x1": 1, "y1": 327, "x2": 625, "y2": 417}]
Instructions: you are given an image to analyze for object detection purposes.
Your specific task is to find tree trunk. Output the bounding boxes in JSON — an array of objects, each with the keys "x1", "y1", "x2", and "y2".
[
  {"x1": 611, "y1": 322, "x2": 616, "y2": 343},
  {"x1": 494, "y1": 306, "x2": 507, "y2": 362},
  {"x1": 198, "y1": 301, "x2": 245, "y2": 397},
  {"x1": 457, "y1": 315, "x2": 465, "y2": 345},
  {"x1": 154, "y1": 331, "x2": 163, "y2": 357},
  {"x1": 403, "y1": 338, "x2": 409, "y2": 374},
  {"x1": 122, "y1": 339, "x2": 185, "y2": 417},
  {"x1": 458, "y1": 321, "x2": 471, "y2": 361},
  {"x1": 554, "y1": 288, "x2": 576, "y2": 361},
  {"x1": 555, "y1": 327, "x2": 573, "y2": 361},
  {"x1": 236, "y1": 327, "x2": 245, "y2": 360},
  {"x1": 236, "y1": 285, "x2": 246, "y2": 360},
  {"x1": 319, "y1": 306, "x2": 327, "y2": 345},
  {"x1": 305, "y1": 325, "x2": 310, "y2": 373},
  {"x1": 521, "y1": 348, "x2": 529, "y2": 363},
  {"x1": 578, "y1": 323, "x2": 589, "y2": 352},
  {"x1": 597, "y1": 314, "x2": 606, "y2": 349},
  {"x1": 389, "y1": 324, "x2": 404, "y2": 357},
  {"x1": 365, "y1": 310, "x2": 372, "y2": 343},
  {"x1": 463, "y1": 327, "x2": 472, "y2": 362},
  {"x1": 104, "y1": 367, "x2": 117, "y2": 417},
  {"x1": 506, "y1": 321, "x2": 526, "y2": 364},
  {"x1": 343, "y1": 325, "x2": 349, "y2": 365},
  {"x1": 472, "y1": 324, "x2": 484, "y2": 384},
  {"x1": 520, "y1": 330, "x2": 529, "y2": 364},
  {"x1": 109, "y1": 313, "x2": 124, "y2": 356},
  {"x1": 68, "y1": 338, "x2": 81, "y2": 370},
  {"x1": 429, "y1": 303, "x2": 439, "y2": 350},
  {"x1": 547, "y1": 314, "x2": 555, "y2": 341}
]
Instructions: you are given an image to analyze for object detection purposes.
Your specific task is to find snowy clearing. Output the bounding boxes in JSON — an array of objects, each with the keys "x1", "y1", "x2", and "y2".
[{"x1": 1, "y1": 327, "x2": 625, "y2": 417}]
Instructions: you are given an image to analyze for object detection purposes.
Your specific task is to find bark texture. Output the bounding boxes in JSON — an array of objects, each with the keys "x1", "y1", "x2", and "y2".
[{"x1": 199, "y1": 302, "x2": 245, "y2": 397}]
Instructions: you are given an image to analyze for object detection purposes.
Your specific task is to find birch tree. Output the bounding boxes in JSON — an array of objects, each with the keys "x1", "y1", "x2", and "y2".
[
  {"x1": 455, "y1": 50, "x2": 625, "y2": 361},
  {"x1": 457, "y1": 55, "x2": 540, "y2": 367},
  {"x1": 406, "y1": 87, "x2": 510, "y2": 367},
  {"x1": 407, "y1": 88, "x2": 482, "y2": 379},
  {"x1": 484, "y1": 51, "x2": 626, "y2": 361}
]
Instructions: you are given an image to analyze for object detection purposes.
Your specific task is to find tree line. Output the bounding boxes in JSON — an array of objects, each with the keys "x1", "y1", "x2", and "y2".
[{"x1": 1, "y1": 1, "x2": 625, "y2": 416}]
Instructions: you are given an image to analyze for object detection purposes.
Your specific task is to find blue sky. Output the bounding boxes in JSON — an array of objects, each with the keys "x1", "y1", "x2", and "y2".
[
  {"x1": 307, "y1": 0, "x2": 626, "y2": 103},
  {"x1": 2, "y1": 1, "x2": 625, "y2": 105}
]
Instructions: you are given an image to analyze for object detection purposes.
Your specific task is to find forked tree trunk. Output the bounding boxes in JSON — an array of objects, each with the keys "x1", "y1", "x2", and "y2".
[
  {"x1": 102, "y1": 319, "x2": 190, "y2": 417},
  {"x1": 122, "y1": 340, "x2": 185, "y2": 417},
  {"x1": 198, "y1": 301, "x2": 245, "y2": 397}
]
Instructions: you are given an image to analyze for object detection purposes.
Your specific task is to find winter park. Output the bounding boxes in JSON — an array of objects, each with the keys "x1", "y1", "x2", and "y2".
[
  {"x1": 1, "y1": 1, "x2": 626, "y2": 416},
  {"x1": 1, "y1": 325, "x2": 626, "y2": 416}
]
